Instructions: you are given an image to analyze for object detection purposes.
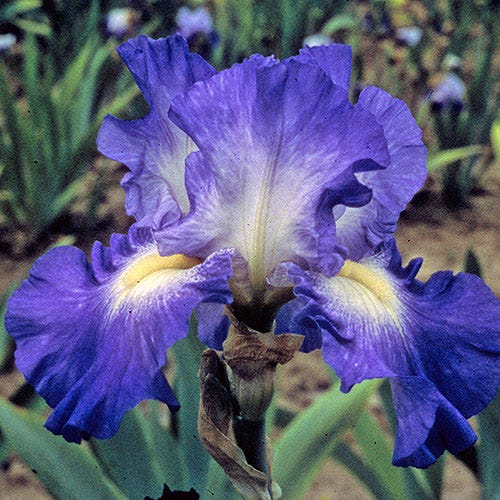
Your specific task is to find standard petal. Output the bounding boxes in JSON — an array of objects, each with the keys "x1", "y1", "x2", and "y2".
[
  {"x1": 5, "y1": 227, "x2": 233, "y2": 442},
  {"x1": 284, "y1": 241, "x2": 500, "y2": 466},
  {"x1": 335, "y1": 87, "x2": 427, "y2": 260},
  {"x1": 97, "y1": 35, "x2": 217, "y2": 225},
  {"x1": 159, "y1": 56, "x2": 390, "y2": 296},
  {"x1": 291, "y1": 43, "x2": 353, "y2": 92}
]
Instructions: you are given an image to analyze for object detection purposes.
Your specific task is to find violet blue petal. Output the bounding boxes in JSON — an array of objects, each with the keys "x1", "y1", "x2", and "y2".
[
  {"x1": 176, "y1": 6, "x2": 213, "y2": 39},
  {"x1": 390, "y1": 378, "x2": 477, "y2": 467},
  {"x1": 274, "y1": 299, "x2": 323, "y2": 353},
  {"x1": 5, "y1": 227, "x2": 233, "y2": 442},
  {"x1": 430, "y1": 73, "x2": 465, "y2": 107},
  {"x1": 196, "y1": 302, "x2": 230, "y2": 350},
  {"x1": 283, "y1": 240, "x2": 500, "y2": 467},
  {"x1": 292, "y1": 43, "x2": 353, "y2": 92},
  {"x1": 158, "y1": 56, "x2": 390, "y2": 295},
  {"x1": 334, "y1": 87, "x2": 427, "y2": 260},
  {"x1": 97, "y1": 35, "x2": 217, "y2": 226}
]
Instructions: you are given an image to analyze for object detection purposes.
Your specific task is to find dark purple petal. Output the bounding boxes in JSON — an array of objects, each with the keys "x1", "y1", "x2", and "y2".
[
  {"x1": 5, "y1": 227, "x2": 233, "y2": 442},
  {"x1": 283, "y1": 240, "x2": 500, "y2": 467},
  {"x1": 274, "y1": 299, "x2": 322, "y2": 353},
  {"x1": 97, "y1": 35, "x2": 217, "y2": 226},
  {"x1": 157, "y1": 56, "x2": 390, "y2": 296},
  {"x1": 390, "y1": 378, "x2": 477, "y2": 467}
]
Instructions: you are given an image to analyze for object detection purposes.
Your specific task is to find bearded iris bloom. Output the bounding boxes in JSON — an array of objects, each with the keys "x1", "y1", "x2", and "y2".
[{"x1": 5, "y1": 36, "x2": 500, "y2": 468}]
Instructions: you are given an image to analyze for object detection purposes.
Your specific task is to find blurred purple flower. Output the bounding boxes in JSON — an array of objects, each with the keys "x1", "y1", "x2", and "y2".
[
  {"x1": 176, "y1": 6, "x2": 213, "y2": 40},
  {"x1": 0, "y1": 33, "x2": 16, "y2": 53},
  {"x1": 396, "y1": 26, "x2": 423, "y2": 47},
  {"x1": 430, "y1": 72, "x2": 465, "y2": 113},
  {"x1": 104, "y1": 8, "x2": 136, "y2": 40}
]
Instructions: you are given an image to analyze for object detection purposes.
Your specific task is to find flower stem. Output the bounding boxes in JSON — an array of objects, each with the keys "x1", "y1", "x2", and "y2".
[{"x1": 233, "y1": 416, "x2": 271, "y2": 493}]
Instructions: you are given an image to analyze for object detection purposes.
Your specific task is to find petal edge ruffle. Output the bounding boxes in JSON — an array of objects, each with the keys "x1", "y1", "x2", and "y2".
[
  {"x1": 5, "y1": 227, "x2": 233, "y2": 442},
  {"x1": 283, "y1": 240, "x2": 500, "y2": 466}
]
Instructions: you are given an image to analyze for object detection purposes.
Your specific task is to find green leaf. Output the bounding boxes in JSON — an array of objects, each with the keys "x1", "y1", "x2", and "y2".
[
  {"x1": 491, "y1": 118, "x2": 500, "y2": 167},
  {"x1": 0, "y1": 0, "x2": 41, "y2": 19},
  {"x1": 23, "y1": 34, "x2": 56, "y2": 170},
  {"x1": 0, "y1": 62, "x2": 32, "y2": 217},
  {"x1": 50, "y1": 175, "x2": 86, "y2": 218},
  {"x1": 0, "y1": 429, "x2": 8, "y2": 464},
  {"x1": 0, "y1": 398, "x2": 126, "y2": 500},
  {"x1": 0, "y1": 290, "x2": 14, "y2": 372},
  {"x1": 478, "y1": 389, "x2": 500, "y2": 500},
  {"x1": 170, "y1": 316, "x2": 210, "y2": 492},
  {"x1": 12, "y1": 18, "x2": 52, "y2": 37},
  {"x1": 350, "y1": 408, "x2": 407, "y2": 499},
  {"x1": 426, "y1": 145, "x2": 483, "y2": 172},
  {"x1": 321, "y1": 14, "x2": 358, "y2": 35},
  {"x1": 89, "y1": 407, "x2": 177, "y2": 499},
  {"x1": 204, "y1": 458, "x2": 239, "y2": 499},
  {"x1": 147, "y1": 400, "x2": 186, "y2": 490},
  {"x1": 332, "y1": 442, "x2": 393, "y2": 500},
  {"x1": 273, "y1": 378, "x2": 381, "y2": 499},
  {"x1": 69, "y1": 42, "x2": 113, "y2": 150}
]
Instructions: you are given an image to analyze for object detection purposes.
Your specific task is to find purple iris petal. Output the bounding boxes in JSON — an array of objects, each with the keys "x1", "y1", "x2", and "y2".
[
  {"x1": 293, "y1": 43, "x2": 353, "y2": 92},
  {"x1": 97, "y1": 35, "x2": 217, "y2": 227},
  {"x1": 274, "y1": 299, "x2": 323, "y2": 353},
  {"x1": 157, "y1": 55, "x2": 390, "y2": 298},
  {"x1": 196, "y1": 303, "x2": 230, "y2": 350},
  {"x1": 283, "y1": 240, "x2": 500, "y2": 467},
  {"x1": 7, "y1": 34, "x2": 495, "y2": 472},
  {"x1": 334, "y1": 87, "x2": 427, "y2": 260},
  {"x1": 390, "y1": 378, "x2": 477, "y2": 467},
  {"x1": 287, "y1": 46, "x2": 426, "y2": 261},
  {"x1": 5, "y1": 227, "x2": 233, "y2": 442}
]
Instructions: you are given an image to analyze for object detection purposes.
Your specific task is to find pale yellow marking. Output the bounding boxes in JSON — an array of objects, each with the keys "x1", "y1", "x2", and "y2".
[
  {"x1": 120, "y1": 253, "x2": 201, "y2": 287},
  {"x1": 111, "y1": 253, "x2": 201, "y2": 313},
  {"x1": 248, "y1": 120, "x2": 284, "y2": 294},
  {"x1": 336, "y1": 259, "x2": 408, "y2": 339},
  {"x1": 338, "y1": 260, "x2": 396, "y2": 306}
]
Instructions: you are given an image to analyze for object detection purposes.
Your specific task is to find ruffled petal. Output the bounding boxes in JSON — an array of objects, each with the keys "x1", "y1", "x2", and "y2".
[
  {"x1": 283, "y1": 241, "x2": 500, "y2": 466},
  {"x1": 5, "y1": 226, "x2": 233, "y2": 442},
  {"x1": 97, "y1": 35, "x2": 217, "y2": 226},
  {"x1": 196, "y1": 303, "x2": 229, "y2": 350},
  {"x1": 291, "y1": 43, "x2": 353, "y2": 92},
  {"x1": 274, "y1": 299, "x2": 323, "y2": 353},
  {"x1": 335, "y1": 88, "x2": 427, "y2": 260},
  {"x1": 158, "y1": 56, "x2": 390, "y2": 295},
  {"x1": 390, "y1": 378, "x2": 477, "y2": 467}
]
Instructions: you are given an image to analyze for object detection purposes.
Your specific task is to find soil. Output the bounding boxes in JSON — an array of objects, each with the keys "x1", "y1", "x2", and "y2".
[{"x1": 0, "y1": 165, "x2": 498, "y2": 499}]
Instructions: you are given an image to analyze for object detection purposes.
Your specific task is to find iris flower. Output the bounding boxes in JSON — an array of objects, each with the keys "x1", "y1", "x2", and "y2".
[
  {"x1": 429, "y1": 72, "x2": 465, "y2": 114},
  {"x1": 5, "y1": 36, "x2": 500, "y2": 468}
]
